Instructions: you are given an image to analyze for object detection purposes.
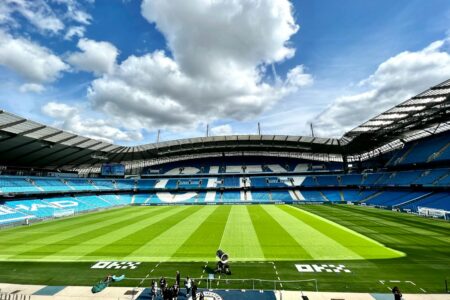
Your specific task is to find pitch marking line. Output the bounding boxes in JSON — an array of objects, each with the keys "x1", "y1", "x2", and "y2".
[
  {"x1": 420, "y1": 288, "x2": 427, "y2": 293},
  {"x1": 273, "y1": 261, "x2": 283, "y2": 288}
]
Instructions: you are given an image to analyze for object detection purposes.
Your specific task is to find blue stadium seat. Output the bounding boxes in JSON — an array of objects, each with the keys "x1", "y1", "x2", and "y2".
[
  {"x1": 402, "y1": 193, "x2": 450, "y2": 212},
  {"x1": 300, "y1": 191, "x2": 325, "y2": 202},
  {"x1": 270, "y1": 190, "x2": 294, "y2": 201},
  {"x1": 316, "y1": 175, "x2": 339, "y2": 186},
  {"x1": 413, "y1": 169, "x2": 449, "y2": 185},
  {"x1": 321, "y1": 190, "x2": 342, "y2": 202},
  {"x1": 0, "y1": 177, "x2": 41, "y2": 193},
  {"x1": 340, "y1": 174, "x2": 363, "y2": 186}
]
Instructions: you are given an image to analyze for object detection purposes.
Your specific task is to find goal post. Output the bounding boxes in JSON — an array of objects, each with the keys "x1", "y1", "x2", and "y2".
[{"x1": 418, "y1": 207, "x2": 449, "y2": 220}]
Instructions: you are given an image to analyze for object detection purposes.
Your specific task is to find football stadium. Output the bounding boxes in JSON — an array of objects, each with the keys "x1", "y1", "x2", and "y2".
[
  {"x1": 0, "y1": 80, "x2": 449, "y2": 299},
  {"x1": 1, "y1": 1, "x2": 450, "y2": 300}
]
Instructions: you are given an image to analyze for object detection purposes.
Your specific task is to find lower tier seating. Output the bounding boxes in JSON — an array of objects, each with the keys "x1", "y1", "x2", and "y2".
[{"x1": 1, "y1": 188, "x2": 449, "y2": 225}]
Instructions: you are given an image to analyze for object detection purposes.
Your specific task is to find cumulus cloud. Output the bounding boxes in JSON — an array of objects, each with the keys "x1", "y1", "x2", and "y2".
[
  {"x1": 19, "y1": 83, "x2": 45, "y2": 93},
  {"x1": 0, "y1": 30, "x2": 69, "y2": 83},
  {"x1": 313, "y1": 38, "x2": 450, "y2": 137},
  {"x1": 86, "y1": 0, "x2": 311, "y2": 134},
  {"x1": 67, "y1": 38, "x2": 119, "y2": 75},
  {"x1": 42, "y1": 102, "x2": 143, "y2": 143}
]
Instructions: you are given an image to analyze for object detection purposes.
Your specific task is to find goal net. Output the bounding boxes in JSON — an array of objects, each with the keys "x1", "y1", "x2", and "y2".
[{"x1": 418, "y1": 207, "x2": 449, "y2": 219}]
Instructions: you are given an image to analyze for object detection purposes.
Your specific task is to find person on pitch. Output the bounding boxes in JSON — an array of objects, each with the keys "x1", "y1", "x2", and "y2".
[{"x1": 185, "y1": 276, "x2": 192, "y2": 296}]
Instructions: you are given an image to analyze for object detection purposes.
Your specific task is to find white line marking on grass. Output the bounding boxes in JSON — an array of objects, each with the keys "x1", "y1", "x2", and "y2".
[
  {"x1": 390, "y1": 280, "x2": 400, "y2": 283},
  {"x1": 387, "y1": 287, "x2": 392, "y2": 291},
  {"x1": 406, "y1": 281, "x2": 416, "y2": 286},
  {"x1": 420, "y1": 288, "x2": 427, "y2": 293}
]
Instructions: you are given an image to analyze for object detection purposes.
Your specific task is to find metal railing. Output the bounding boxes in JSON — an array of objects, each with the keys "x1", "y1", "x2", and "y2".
[
  {"x1": 126, "y1": 276, "x2": 318, "y2": 300},
  {"x1": 0, "y1": 292, "x2": 30, "y2": 300}
]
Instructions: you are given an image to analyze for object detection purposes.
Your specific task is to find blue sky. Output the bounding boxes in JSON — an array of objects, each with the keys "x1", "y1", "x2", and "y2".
[{"x1": 0, "y1": 0, "x2": 449, "y2": 145}]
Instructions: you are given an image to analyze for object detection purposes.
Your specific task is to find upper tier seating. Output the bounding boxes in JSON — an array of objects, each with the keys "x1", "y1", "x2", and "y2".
[
  {"x1": 33, "y1": 178, "x2": 71, "y2": 192},
  {"x1": 0, "y1": 177, "x2": 40, "y2": 193},
  {"x1": 413, "y1": 169, "x2": 448, "y2": 185},
  {"x1": 65, "y1": 179, "x2": 96, "y2": 191},
  {"x1": 340, "y1": 174, "x2": 362, "y2": 186},
  {"x1": 387, "y1": 131, "x2": 450, "y2": 166}
]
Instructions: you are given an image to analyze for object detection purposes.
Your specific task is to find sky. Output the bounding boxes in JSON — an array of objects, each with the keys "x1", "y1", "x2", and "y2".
[{"x1": 0, "y1": 0, "x2": 449, "y2": 145}]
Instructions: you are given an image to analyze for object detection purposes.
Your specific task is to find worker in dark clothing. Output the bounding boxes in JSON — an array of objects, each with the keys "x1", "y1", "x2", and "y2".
[
  {"x1": 173, "y1": 282, "x2": 179, "y2": 299},
  {"x1": 160, "y1": 277, "x2": 167, "y2": 296},
  {"x1": 392, "y1": 286, "x2": 402, "y2": 300},
  {"x1": 176, "y1": 270, "x2": 181, "y2": 285},
  {"x1": 191, "y1": 281, "x2": 198, "y2": 300}
]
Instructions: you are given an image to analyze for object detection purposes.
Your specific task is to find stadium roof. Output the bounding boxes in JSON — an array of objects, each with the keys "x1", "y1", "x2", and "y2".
[
  {"x1": 0, "y1": 79, "x2": 449, "y2": 170},
  {"x1": 343, "y1": 78, "x2": 450, "y2": 160}
]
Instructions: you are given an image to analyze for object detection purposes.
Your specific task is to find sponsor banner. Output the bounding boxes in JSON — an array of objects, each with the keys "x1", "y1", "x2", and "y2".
[
  {"x1": 91, "y1": 261, "x2": 141, "y2": 270},
  {"x1": 295, "y1": 264, "x2": 351, "y2": 273}
]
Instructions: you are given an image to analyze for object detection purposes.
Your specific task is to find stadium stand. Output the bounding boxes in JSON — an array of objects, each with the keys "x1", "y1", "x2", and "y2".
[{"x1": 0, "y1": 79, "x2": 450, "y2": 225}]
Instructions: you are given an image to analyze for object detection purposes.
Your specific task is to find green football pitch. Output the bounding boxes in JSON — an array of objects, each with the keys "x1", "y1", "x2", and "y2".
[{"x1": 0, "y1": 204, "x2": 449, "y2": 293}]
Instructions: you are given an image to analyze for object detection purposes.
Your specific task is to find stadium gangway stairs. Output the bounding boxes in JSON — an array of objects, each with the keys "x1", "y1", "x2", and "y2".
[{"x1": 0, "y1": 291, "x2": 30, "y2": 300}]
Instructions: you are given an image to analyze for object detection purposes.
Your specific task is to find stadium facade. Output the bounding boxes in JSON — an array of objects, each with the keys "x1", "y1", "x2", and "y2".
[{"x1": 0, "y1": 78, "x2": 449, "y2": 225}]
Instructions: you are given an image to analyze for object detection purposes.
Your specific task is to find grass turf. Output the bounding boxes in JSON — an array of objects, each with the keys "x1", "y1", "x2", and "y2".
[{"x1": 0, "y1": 204, "x2": 448, "y2": 293}]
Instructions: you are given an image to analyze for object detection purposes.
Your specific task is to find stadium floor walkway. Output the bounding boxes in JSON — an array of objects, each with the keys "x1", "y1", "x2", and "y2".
[{"x1": 0, "y1": 283, "x2": 449, "y2": 300}]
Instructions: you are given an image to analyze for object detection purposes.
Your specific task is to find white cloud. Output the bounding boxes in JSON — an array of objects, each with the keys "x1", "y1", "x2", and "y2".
[
  {"x1": 67, "y1": 38, "x2": 118, "y2": 75},
  {"x1": 42, "y1": 102, "x2": 143, "y2": 143},
  {"x1": 0, "y1": 30, "x2": 69, "y2": 83},
  {"x1": 313, "y1": 38, "x2": 450, "y2": 138},
  {"x1": 0, "y1": 0, "x2": 64, "y2": 34},
  {"x1": 87, "y1": 0, "x2": 311, "y2": 134},
  {"x1": 64, "y1": 25, "x2": 85, "y2": 40},
  {"x1": 210, "y1": 124, "x2": 233, "y2": 136},
  {"x1": 141, "y1": 0, "x2": 298, "y2": 78},
  {"x1": 0, "y1": 0, "x2": 92, "y2": 38},
  {"x1": 19, "y1": 83, "x2": 45, "y2": 93},
  {"x1": 284, "y1": 65, "x2": 313, "y2": 91}
]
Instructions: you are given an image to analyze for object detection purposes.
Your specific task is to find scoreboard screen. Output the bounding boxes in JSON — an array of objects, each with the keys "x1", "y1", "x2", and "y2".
[{"x1": 101, "y1": 164, "x2": 125, "y2": 176}]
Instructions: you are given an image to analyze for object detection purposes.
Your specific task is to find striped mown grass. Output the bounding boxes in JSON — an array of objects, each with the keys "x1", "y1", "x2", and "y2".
[
  {"x1": 0, "y1": 204, "x2": 448, "y2": 293},
  {"x1": 0, "y1": 205, "x2": 402, "y2": 262}
]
